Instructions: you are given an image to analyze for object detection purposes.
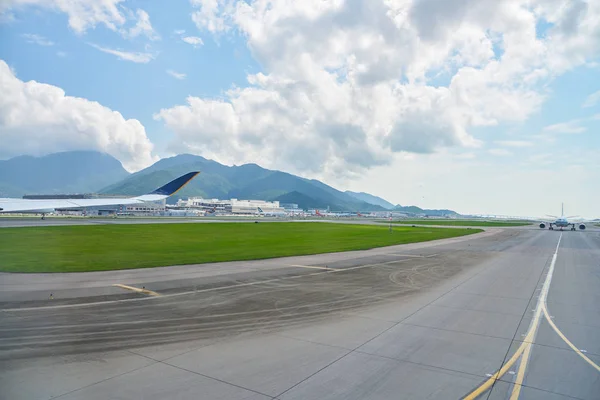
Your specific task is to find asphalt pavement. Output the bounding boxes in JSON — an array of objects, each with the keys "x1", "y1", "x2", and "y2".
[{"x1": 0, "y1": 226, "x2": 598, "y2": 400}]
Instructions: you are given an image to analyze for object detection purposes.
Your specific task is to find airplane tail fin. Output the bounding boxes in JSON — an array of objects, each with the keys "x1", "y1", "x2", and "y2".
[
  {"x1": 150, "y1": 172, "x2": 201, "y2": 196},
  {"x1": 258, "y1": 207, "x2": 264, "y2": 213},
  {"x1": 134, "y1": 172, "x2": 200, "y2": 202}
]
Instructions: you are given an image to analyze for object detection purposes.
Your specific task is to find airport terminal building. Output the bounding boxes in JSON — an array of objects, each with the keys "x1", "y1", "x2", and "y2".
[
  {"x1": 22, "y1": 194, "x2": 166, "y2": 216},
  {"x1": 177, "y1": 197, "x2": 286, "y2": 215}
]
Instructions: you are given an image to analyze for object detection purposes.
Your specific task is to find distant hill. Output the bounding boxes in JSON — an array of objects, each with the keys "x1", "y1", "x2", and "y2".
[
  {"x1": 101, "y1": 154, "x2": 386, "y2": 211},
  {"x1": 345, "y1": 191, "x2": 394, "y2": 209},
  {"x1": 272, "y1": 191, "x2": 330, "y2": 210},
  {"x1": 0, "y1": 151, "x2": 129, "y2": 197},
  {"x1": 1, "y1": 151, "x2": 459, "y2": 214},
  {"x1": 393, "y1": 204, "x2": 458, "y2": 216}
]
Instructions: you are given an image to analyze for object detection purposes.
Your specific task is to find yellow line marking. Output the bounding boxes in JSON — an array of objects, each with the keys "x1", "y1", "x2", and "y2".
[
  {"x1": 336, "y1": 258, "x2": 411, "y2": 272},
  {"x1": 113, "y1": 284, "x2": 160, "y2": 297},
  {"x1": 509, "y1": 233, "x2": 563, "y2": 399},
  {"x1": 464, "y1": 233, "x2": 563, "y2": 400},
  {"x1": 463, "y1": 341, "x2": 528, "y2": 399},
  {"x1": 510, "y1": 342, "x2": 532, "y2": 399},
  {"x1": 287, "y1": 264, "x2": 339, "y2": 271},
  {"x1": 542, "y1": 303, "x2": 600, "y2": 372}
]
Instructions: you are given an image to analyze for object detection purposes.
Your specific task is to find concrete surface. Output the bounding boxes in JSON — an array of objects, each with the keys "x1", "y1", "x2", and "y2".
[{"x1": 1, "y1": 226, "x2": 599, "y2": 399}]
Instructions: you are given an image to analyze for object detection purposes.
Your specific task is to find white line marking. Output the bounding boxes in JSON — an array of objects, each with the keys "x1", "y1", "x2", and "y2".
[
  {"x1": 287, "y1": 264, "x2": 338, "y2": 271},
  {"x1": 386, "y1": 253, "x2": 438, "y2": 258},
  {"x1": 464, "y1": 233, "x2": 563, "y2": 400},
  {"x1": 1, "y1": 257, "x2": 413, "y2": 311}
]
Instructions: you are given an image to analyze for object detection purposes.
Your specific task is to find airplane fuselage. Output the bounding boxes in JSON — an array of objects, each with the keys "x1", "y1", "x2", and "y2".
[{"x1": 553, "y1": 218, "x2": 569, "y2": 228}]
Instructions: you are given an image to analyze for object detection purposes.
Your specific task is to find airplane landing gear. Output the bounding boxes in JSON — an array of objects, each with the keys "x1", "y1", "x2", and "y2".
[
  {"x1": 41, "y1": 213, "x2": 46, "y2": 220},
  {"x1": 549, "y1": 224, "x2": 554, "y2": 230}
]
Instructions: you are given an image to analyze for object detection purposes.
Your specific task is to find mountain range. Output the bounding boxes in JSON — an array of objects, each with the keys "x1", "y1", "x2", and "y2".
[
  {"x1": 345, "y1": 191, "x2": 395, "y2": 209},
  {"x1": 99, "y1": 154, "x2": 387, "y2": 211},
  {"x1": 0, "y1": 151, "x2": 129, "y2": 197},
  {"x1": 0, "y1": 151, "x2": 457, "y2": 214},
  {"x1": 392, "y1": 205, "x2": 458, "y2": 216}
]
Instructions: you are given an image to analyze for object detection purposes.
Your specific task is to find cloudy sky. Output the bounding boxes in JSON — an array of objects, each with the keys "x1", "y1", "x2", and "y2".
[{"x1": 0, "y1": 0, "x2": 599, "y2": 217}]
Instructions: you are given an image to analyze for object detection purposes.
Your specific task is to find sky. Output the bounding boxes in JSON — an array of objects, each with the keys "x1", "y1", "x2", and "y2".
[{"x1": 0, "y1": 0, "x2": 599, "y2": 218}]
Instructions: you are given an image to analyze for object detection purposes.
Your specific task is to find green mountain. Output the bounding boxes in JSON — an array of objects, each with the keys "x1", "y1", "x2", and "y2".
[
  {"x1": 272, "y1": 191, "x2": 331, "y2": 210},
  {"x1": 345, "y1": 191, "x2": 395, "y2": 209},
  {"x1": 2, "y1": 151, "x2": 457, "y2": 214},
  {"x1": 0, "y1": 151, "x2": 129, "y2": 197},
  {"x1": 101, "y1": 154, "x2": 386, "y2": 211}
]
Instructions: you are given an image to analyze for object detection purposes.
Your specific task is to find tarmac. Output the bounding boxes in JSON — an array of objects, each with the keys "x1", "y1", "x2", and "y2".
[{"x1": 0, "y1": 223, "x2": 599, "y2": 400}]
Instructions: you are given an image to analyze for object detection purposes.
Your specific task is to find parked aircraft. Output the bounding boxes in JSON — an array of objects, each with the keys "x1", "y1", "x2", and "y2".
[{"x1": 257, "y1": 207, "x2": 288, "y2": 217}]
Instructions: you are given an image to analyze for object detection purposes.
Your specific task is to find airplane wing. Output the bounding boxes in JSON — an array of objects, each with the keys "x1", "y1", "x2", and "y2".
[{"x1": 0, "y1": 172, "x2": 200, "y2": 213}]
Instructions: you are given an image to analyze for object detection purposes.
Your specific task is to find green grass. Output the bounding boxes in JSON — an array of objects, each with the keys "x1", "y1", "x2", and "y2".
[
  {"x1": 0, "y1": 223, "x2": 481, "y2": 273},
  {"x1": 386, "y1": 220, "x2": 531, "y2": 227}
]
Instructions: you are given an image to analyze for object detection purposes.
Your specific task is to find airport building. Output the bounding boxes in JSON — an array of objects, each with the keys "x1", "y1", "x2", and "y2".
[
  {"x1": 120, "y1": 200, "x2": 166, "y2": 216},
  {"x1": 23, "y1": 194, "x2": 166, "y2": 216},
  {"x1": 280, "y1": 203, "x2": 299, "y2": 212},
  {"x1": 177, "y1": 197, "x2": 286, "y2": 215}
]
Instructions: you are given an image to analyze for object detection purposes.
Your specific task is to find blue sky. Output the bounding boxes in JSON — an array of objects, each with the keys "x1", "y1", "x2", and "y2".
[{"x1": 0, "y1": 0, "x2": 599, "y2": 217}]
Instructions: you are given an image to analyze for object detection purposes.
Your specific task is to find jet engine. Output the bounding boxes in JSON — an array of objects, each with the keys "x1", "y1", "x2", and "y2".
[
  {"x1": 539, "y1": 223, "x2": 546, "y2": 228},
  {"x1": 579, "y1": 224, "x2": 586, "y2": 230}
]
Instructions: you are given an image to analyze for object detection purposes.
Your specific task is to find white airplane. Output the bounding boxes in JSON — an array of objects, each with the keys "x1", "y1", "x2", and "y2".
[
  {"x1": 257, "y1": 207, "x2": 288, "y2": 217},
  {"x1": 0, "y1": 172, "x2": 200, "y2": 219},
  {"x1": 539, "y1": 203, "x2": 586, "y2": 231}
]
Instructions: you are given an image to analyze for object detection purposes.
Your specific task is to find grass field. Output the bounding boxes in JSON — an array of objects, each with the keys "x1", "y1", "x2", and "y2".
[
  {"x1": 0, "y1": 222, "x2": 481, "y2": 273},
  {"x1": 387, "y1": 220, "x2": 531, "y2": 227}
]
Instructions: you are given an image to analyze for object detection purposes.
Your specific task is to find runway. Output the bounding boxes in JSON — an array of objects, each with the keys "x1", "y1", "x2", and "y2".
[{"x1": 1, "y1": 227, "x2": 599, "y2": 399}]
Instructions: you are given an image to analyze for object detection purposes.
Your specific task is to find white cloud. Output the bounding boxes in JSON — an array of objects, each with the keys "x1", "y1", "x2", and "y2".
[
  {"x1": 190, "y1": 0, "x2": 233, "y2": 33},
  {"x1": 123, "y1": 9, "x2": 159, "y2": 41},
  {"x1": 21, "y1": 33, "x2": 54, "y2": 46},
  {"x1": 182, "y1": 36, "x2": 204, "y2": 47},
  {"x1": 456, "y1": 152, "x2": 476, "y2": 159},
  {"x1": 167, "y1": 69, "x2": 186, "y2": 80},
  {"x1": 495, "y1": 140, "x2": 534, "y2": 147},
  {"x1": 56, "y1": 51, "x2": 67, "y2": 57},
  {"x1": 0, "y1": 60, "x2": 156, "y2": 171},
  {"x1": 543, "y1": 120, "x2": 587, "y2": 134},
  {"x1": 2, "y1": 1, "x2": 159, "y2": 40},
  {"x1": 174, "y1": 29, "x2": 186, "y2": 35},
  {"x1": 582, "y1": 89, "x2": 600, "y2": 108},
  {"x1": 0, "y1": 9, "x2": 15, "y2": 23},
  {"x1": 156, "y1": 0, "x2": 600, "y2": 180},
  {"x1": 349, "y1": 150, "x2": 599, "y2": 218},
  {"x1": 488, "y1": 148, "x2": 513, "y2": 156},
  {"x1": 2, "y1": 0, "x2": 127, "y2": 34},
  {"x1": 90, "y1": 43, "x2": 155, "y2": 63}
]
